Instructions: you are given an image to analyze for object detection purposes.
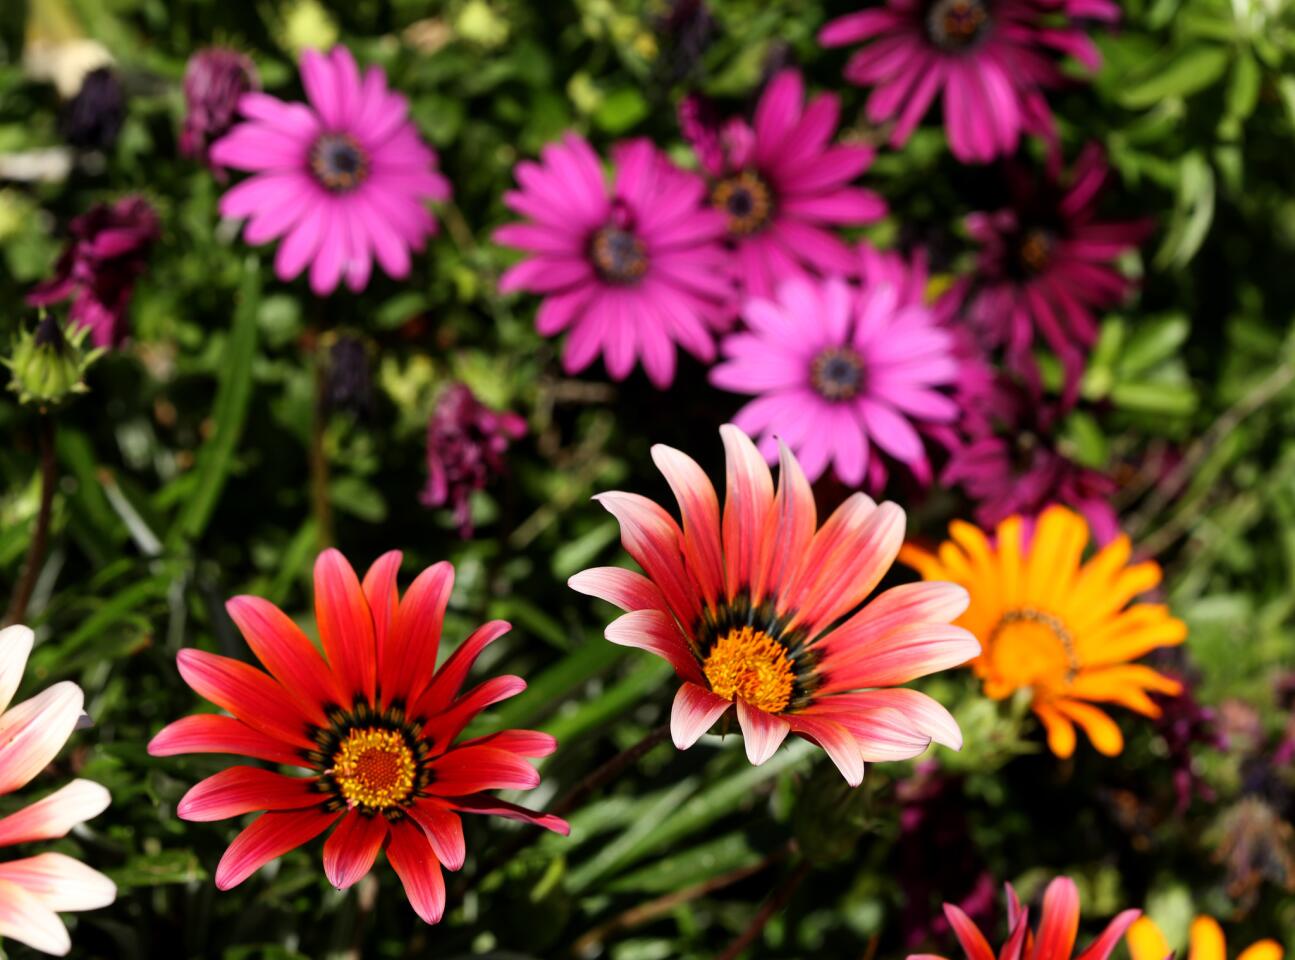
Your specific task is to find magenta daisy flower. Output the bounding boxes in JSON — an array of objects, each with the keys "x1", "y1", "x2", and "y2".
[
  {"x1": 819, "y1": 0, "x2": 1119, "y2": 163},
  {"x1": 211, "y1": 46, "x2": 451, "y2": 296},
  {"x1": 957, "y1": 143, "x2": 1152, "y2": 396},
  {"x1": 680, "y1": 69, "x2": 885, "y2": 300},
  {"x1": 494, "y1": 134, "x2": 731, "y2": 388},
  {"x1": 710, "y1": 273, "x2": 960, "y2": 491}
]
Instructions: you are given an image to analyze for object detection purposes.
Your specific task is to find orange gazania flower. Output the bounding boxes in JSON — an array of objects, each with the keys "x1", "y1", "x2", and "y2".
[
  {"x1": 909, "y1": 876, "x2": 1140, "y2": 960},
  {"x1": 1128, "y1": 916, "x2": 1283, "y2": 960},
  {"x1": 901, "y1": 505, "x2": 1186, "y2": 758},
  {"x1": 570, "y1": 425, "x2": 979, "y2": 785},
  {"x1": 148, "y1": 550, "x2": 568, "y2": 924}
]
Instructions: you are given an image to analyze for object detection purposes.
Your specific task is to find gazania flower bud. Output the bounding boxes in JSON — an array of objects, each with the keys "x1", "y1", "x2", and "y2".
[{"x1": 3, "y1": 313, "x2": 102, "y2": 406}]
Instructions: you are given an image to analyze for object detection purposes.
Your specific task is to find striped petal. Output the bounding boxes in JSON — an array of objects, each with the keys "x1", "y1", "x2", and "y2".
[
  {"x1": 215, "y1": 807, "x2": 339, "y2": 890},
  {"x1": 0, "y1": 878, "x2": 69, "y2": 956},
  {"x1": 671, "y1": 682, "x2": 732, "y2": 749},
  {"x1": 226, "y1": 595, "x2": 341, "y2": 725},
  {"x1": 605, "y1": 609, "x2": 703, "y2": 683},
  {"x1": 323, "y1": 811, "x2": 390, "y2": 890},
  {"x1": 177, "y1": 767, "x2": 320, "y2": 822},
  {"x1": 0, "y1": 624, "x2": 34, "y2": 714},
  {"x1": 386, "y1": 820, "x2": 445, "y2": 925},
  {"x1": 314, "y1": 549, "x2": 378, "y2": 707},
  {"x1": 0, "y1": 682, "x2": 83, "y2": 795},
  {"x1": 736, "y1": 699, "x2": 790, "y2": 765},
  {"x1": 0, "y1": 853, "x2": 115, "y2": 913},
  {"x1": 147, "y1": 714, "x2": 306, "y2": 767},
  {"x1": 0, "y1": 780, "x2": 110, "y2": 847},
  {"x1": 382, "y1": 561, "x2": 454, "y2": 707}
]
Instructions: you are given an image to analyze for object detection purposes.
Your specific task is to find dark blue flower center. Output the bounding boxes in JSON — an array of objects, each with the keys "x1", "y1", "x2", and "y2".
[
  {"x1": 925, "y1": 0, "x2": 991, "y2": 51},
  {"x1": 712, "y1": 170, "x2": 773, "y2": 236},
  {"x1": 309, "y1": 133, "x2": 369, "y2": 192},
  {"x1": 590, "y1": 226, "x2": 649, "y2": 284},
  {"x1": 810, "y1": 347, "x2": 866, "y2": 401}
]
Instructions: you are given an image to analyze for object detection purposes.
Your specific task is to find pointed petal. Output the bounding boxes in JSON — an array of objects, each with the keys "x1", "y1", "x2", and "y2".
[
  {"x1": 671, "y1": 682, "x2": 732, "y2": 749},
  {"x1": 408, "y1": 802, "x2": 466, "y2": 871},
  {"x1": 215, "y1": 808, "x2": 339, "y2": 890},
  {"x1": 942, "y1": 903, "x2": 995, "y2": 960},
  {"x1": 175, "y1": 649, "x2": 313, "y2": 750},
  {"x1": 1034, "y1": 877, "x2": 1080, "y2": 960},
  {"x1": 362, "y1": 550, "x2": 403, "y2": 650},
  {"x1": 386, "y1": 820, "x2": 446, "y2": 924},
  {"x1": 177, "y1": 767, "x2": 320, "y2": 822},
  {"x1": 314, "y1": 549, "x2": 378, "y2": 707},
  {"x1": 323, "y1": 811, "x2": 390, "y2": 890},
  {"x1": 226, "y1": 595, "x2": 341, "y2": 725},
  {"x1": 787, "y1": 715, "x2": 864, "y2": 786},
  {"x1": 652, "y1": 443, "x2": 724, "y2": 604},
  {"x1": 720, "y1": 424, "x2": 775, "y2": 599},
  {"x1": 0, "y1": 682, "x2": 83, "y2": 795},
  {"x1": 605, "y1": 609, "x2": 704, "y2": 683},
  {"x1": 736, "y1": 700, "x2": 791, "y2": 765},
  {"x1": 382, "y1": 561, "x2": 454, "y2": 708},
  {"x1": 413, "y1": 620, "x2": 511, "y2": 721},
  {"x1": 568, "y1": 567, "x2": 668, "y2": 613},
  {"x1": 0, "y1": 853, "x2": 115, "y2": 912},
  {"x1": 425, "y1": 746, "x2": 540, "y2": 796},
  {"x1": 0, "y1": 624, "x2": 34, "y2": 714},
  {"x1": 1076, "y1": 910, "x2": 1142, "y2": 960},
  {"x1": 448, "y1": 793, "x2": 569, "y2": 835},
  {"x1": 147, "y1": 714, "x2": 306, "y2": 767},
  {"x1": 0, "y1": 878, "x2": 70, "y2": 956},
  {"x1": 0, "y1": 780, "x2": 110, "y2": 846}
]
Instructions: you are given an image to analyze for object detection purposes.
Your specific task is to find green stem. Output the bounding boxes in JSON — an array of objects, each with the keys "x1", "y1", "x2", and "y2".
[{"x1": 5, "y1": 416, "x2": 56, "y2": 627}]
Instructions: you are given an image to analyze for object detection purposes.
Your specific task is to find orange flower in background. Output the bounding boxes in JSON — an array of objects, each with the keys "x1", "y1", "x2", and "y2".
[
  {"x1": 909, "y1": 876, "x2": 1140, "y2": 960},
  {"x1": 901, "y1": 505, "x2": 1186, "y2": 758},
  {"x1": 1127, "y1": 916, "x2": 1283, "y2": 960}
]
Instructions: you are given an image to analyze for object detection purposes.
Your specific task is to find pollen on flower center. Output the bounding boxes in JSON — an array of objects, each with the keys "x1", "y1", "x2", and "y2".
[
  {"x1": 328, "y1": 727, "x2": 417, "y2": 810},
  {"x1": 712, "y1": 170, "x2": 773, "y2": 236},
  {"x1": 309, "y1": 132, "x2": 369, "y2": 192},
  {"x1": 1017, "y1": 227, "x2": 1055, "y2": 274},
  {"x1": 986, "y1": 607, "x2": 1080, "y2": 692},
  {"x1": 810, "y1": 346, "x2": 866, "y2": 401},
  {"x1": 703, "y1": 625, "x2": 796, "y2": 714},
  {"x1": 590, "y1": 225, "x2": 649, "y2": 284},
  {"x1": 925, "y1": 0, "x2": 991, "y2": 51}
]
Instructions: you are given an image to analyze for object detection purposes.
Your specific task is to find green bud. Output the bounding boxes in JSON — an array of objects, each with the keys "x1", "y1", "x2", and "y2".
[{"x1": 4, "y1": 313, "x2": 102, "y2": 406}]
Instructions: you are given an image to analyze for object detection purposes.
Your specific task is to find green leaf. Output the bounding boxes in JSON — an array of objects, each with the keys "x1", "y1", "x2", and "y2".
[
  {"x1": 1119, "y1": 45, "x2": 1230, "y2": 109},
  {"x1": 593, "y1": 87, "x2": 649, "y2": 135}
]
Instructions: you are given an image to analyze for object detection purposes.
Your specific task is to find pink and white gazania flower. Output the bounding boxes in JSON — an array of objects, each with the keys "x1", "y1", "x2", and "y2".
[
  {"x1": 819, "y1": 0, "x2": 1120, "y2": 164},
  {"x1": 570, "y1": 426, "x2": 978, "y2": 786},
  {"x1": 495, "y1": 134, "x2": 731, "y2": 388},
  {"x1": 0, "y1": 625, "x2": 115, "y2": 956},
  {"x1": 212, "y1": 46, "x2": 451, "y2": 295},
  {"x1": 710, "y1": 272, "x2": 961, "y2": 491},
  {"x1": 680, "y1": 69, "x2": 886, "y2": 301}
]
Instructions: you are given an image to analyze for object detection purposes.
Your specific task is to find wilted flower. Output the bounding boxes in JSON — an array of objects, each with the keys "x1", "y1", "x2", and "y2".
[
  {"x1": 213, "y1": 46, "x2": 451, "y2": 295},
  {"x1": 1149, "y1": 668, "x2": 1225, "y2": 814},
  {"x1": 908, "y1": 876, "x2": 1140, "y2": 960},
  {"x1": 1128, "y1": 915, "x2": 1283, "y2": 960},
  {"x1": 4, "y1": 313, "x2": 102, "y2": 406},
  {"x1": 420, "y1": 383, "x2": 526, "y2": 537},
  {"x1": 180, "y1": 48, "x2": 259, "y2": 169},
  {"x1": 59, "y1": 66, "x2": 124, "y2": 151},
  {"x1": 903, "y1": 506, "x2": 1186, "y2": 758},
  {"x1": 943, "y1": 373, "x2": 1119, "y2": 543},
  {"x1": 958, "y1": 145, "x2": 1153, "y2": 398},
  {"x1": 149, "y1": 550, "x2": 568, "y2": 925},
  {"x1": 572, "y1": 425, "x2": 978, "y2": 786},
  {"x1": 27, "y1": 196, "x2": 160, "y2": 349},
  {"x1": 323, "y1": 334, "x2": 373, "y2": 418},
  {"x1": 1214, "y1": 797, "x2": 1295, "y2": 909},
  {"x1": 819, "y1": 1, "x2": 1119, "y2": 164},
  {"x1": 680, "y1": 70, "x2": 885, "y2": 301},
  {"x1": 0, "y1": 625, "x2": 116, "y2": 956},
  {"x1": 654, "y1": 0, "x2": 717, "y2": 81},
  {"x1": 495, "y1": 134, "x2": 730, "y2": 387},
  {"x1": 709, "y1": 273, "x2": 959, "y2": 490}
]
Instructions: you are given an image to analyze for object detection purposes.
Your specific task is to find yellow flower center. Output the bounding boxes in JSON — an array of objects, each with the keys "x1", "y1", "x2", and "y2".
[
  {"x1": 702, "y1": 626, "x2": 795, "y2": 714},
  {"x1": 328, "y1": 727, "x2": 417, "y2": 810},
  {"x1": 984, "y1": 607, "x2": 1080, "y2": 696}
]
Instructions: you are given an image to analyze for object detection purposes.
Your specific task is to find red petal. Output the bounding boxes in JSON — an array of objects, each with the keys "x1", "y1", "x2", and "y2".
[
  {"x1": 786, "y1": 715, "x2": 864, "y2": 786},
  {"x1": 651, "y1": 443, "x2": 724, "y2": 604},
  {"x1": 1034, "y1": 877, "x2": 1080, "y2": 960},
  {"x1": 736, "y1": 700, "x2": 790, "y2": 765},
  {"x1": 605, "y1": 609, "x2": 703, "y2": 684},
  {"x1": 419, "y1": 674, "x2": 525, "y2": 752},
  {"x1": 719, "y1": 425, "x2": 775, "y2": 600},
  {"x1": 425, "y1": 746, "x2": 540, "y2": 796},
  {"x1": 943, "y1": 903, "x2": 995, "y2": 960},
  {"x1": 409, "y1": 802, "x2": 466, "y2": 870},
  {"x1": 178, "y1": 767, "x2": 320, "y2": 821},
  {"x1": 1075, "y1": 910, "x2": 1141, "y2": 960},
  {"x1": 215, "y1": 807, "x2": 339, "y2": 890},
  {"x1": 226, "y1": 595, "x2": 342, "y2": 724},
  {"x1": 449, "y1": 793, "x2": 569, "y2": 835},
  {"x1": 314, "y1": 549, "x2": 377, "y2": 707},
  {"x1": 568, "y1": 567, "x2": 667, "y2": 612},
  {"x1": 670, "y1": 682, "x2": 732, "y2": 750},
  {"x1": 362, "y1": 550, "x2": 403, "y2": 650},
  {"x1": 176, "y1": 650, "x2": 313, "y2": 750},
  {"x1": 322, "y1": 811, "x2": 389, "y2": 890},
  {"x1": 381, "y1": 561, "x2": 453, "y2": 708},
  {"x1": 455, "y1": 729, "x2": 557, "y2": 758},
  {"x1": 148, "y1": 714, "x2": 306, "y2": 767},
  {"x1": 752, "y1": 441, "x2": 816, "y2": 606},
  {"x1": 386, "y1": 820, "x2": 446, "y2": 924},
  {"x1": 594, "y1": 492, "x2": 701, "y2": 629},
  {"x1": 412, "y1": 620, "x2": 511, "y2": 719}
]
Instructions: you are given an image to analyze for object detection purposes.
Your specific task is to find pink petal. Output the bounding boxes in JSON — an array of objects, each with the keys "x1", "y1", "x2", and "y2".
[
  {"x1": 605, "y1": 610, "x2": 704, "y2": 684},
  {"x1": 0, "y1": 780, "x2": 110, "y2": 847},
  {"x1": 671, "y1": 682, "x2": 732, "y2": 749},
  {"x1": 0, "y1": 878, "x2": 69, "y2": 955},
  {"x1": 0, "y1": 682, "x2": 82, "y2": 795},
  {"x1": 0, "y1": 624, "x2": 34, "y2": 714},
  {"x1": 736, "y1": 699, "x2": 790, "y2": 765},
  {"x1": 0, "y1": 853, "x2": 115, "y2": 912}
]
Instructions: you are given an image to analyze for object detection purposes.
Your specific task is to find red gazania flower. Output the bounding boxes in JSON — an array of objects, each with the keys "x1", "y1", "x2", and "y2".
[
  {"x1": 148, "y1": 550, "x2": 568, "y2": 924},
  {"x1": 909, "y1": 876, "x2": 1140, "y2": 960},
  {"x1": 570, "y1": 425, "x2": 978, "y2": 785}
]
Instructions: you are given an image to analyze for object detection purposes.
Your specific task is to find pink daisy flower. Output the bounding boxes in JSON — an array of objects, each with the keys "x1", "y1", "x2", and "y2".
[
  {"x1": 819, "y1": 0, "x2": 1120, "y2": 163},
  {"x1": 710, "y1": 273, "x2": 960, "y2": 491},
  {"x1": 212, "y1": 46, "x2": 451, "y2": 296},
  {"x1": 957, "y1": 143, "x2": 1152, "y2": 397},
  {"x1": 680, "y1": 69, "x2": 886, "y2": 300},
  {"x1": 571, "y1": 426, "x2": 978, "y2": 786},
  {"x1": 495, "y1": 134, "x2": 731, "y2": 388},
  {"x1": 0, "y1": 625, "x2": 115, "y2": 956}
]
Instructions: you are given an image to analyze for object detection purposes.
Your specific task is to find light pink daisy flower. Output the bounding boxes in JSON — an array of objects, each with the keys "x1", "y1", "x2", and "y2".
[
  {"x1": 819, "y1": 0, "x2": 1120, "y2": 164},
  {"x1": 711, "y1": 273, "x2": 960, "y2": 491},
  {"x1": 680, "y1": 69, "x2": 886, "y2": 300},
  {"x1": 495, "y1": 134, "x2": 731, "y2": 388},
  {"x1": 212, "y1": 46, "x2": 451, "y2": 295},
  {"x1": 0, "y1": 625, "x2": 115, "y2": 956}
]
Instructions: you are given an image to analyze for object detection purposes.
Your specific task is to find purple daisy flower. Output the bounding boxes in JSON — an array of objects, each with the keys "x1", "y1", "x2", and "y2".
[
  {"x1": 181, "y1": 48, "x2": 259, "y2": 171},
  {"x1": 681, "y1": 69, "x2": 886, "y2": 301},
  {"x1": 956, "y1": 143, "x2": 1153, "y2": 398},
  {"x1": 495, "y1": 134, "x2": 731, "y2": 388},
  {"x1": 710, "y1": 273, "x2": 960, "y2": 491},
  {"x1": 819, "y1": 0, "x2": 1119, "y2": 163}
]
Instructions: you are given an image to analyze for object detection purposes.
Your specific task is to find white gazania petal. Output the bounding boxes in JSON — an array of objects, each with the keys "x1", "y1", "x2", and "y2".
[
  {"x1": 0, "y1": 682, "x2": 84, "y2": 796},
  {"x1": 0, "y1": 780, "x2": 111, "y2": 848},
  {"x1": 0, "y1": 877, "x2": 71, "y2": 956},
  {"x1": 0, "y1": 853, "x2": 116, "y2": 912},
  {"x1": 0, "y1": 624, "x2": 35, "y2": 715}
]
